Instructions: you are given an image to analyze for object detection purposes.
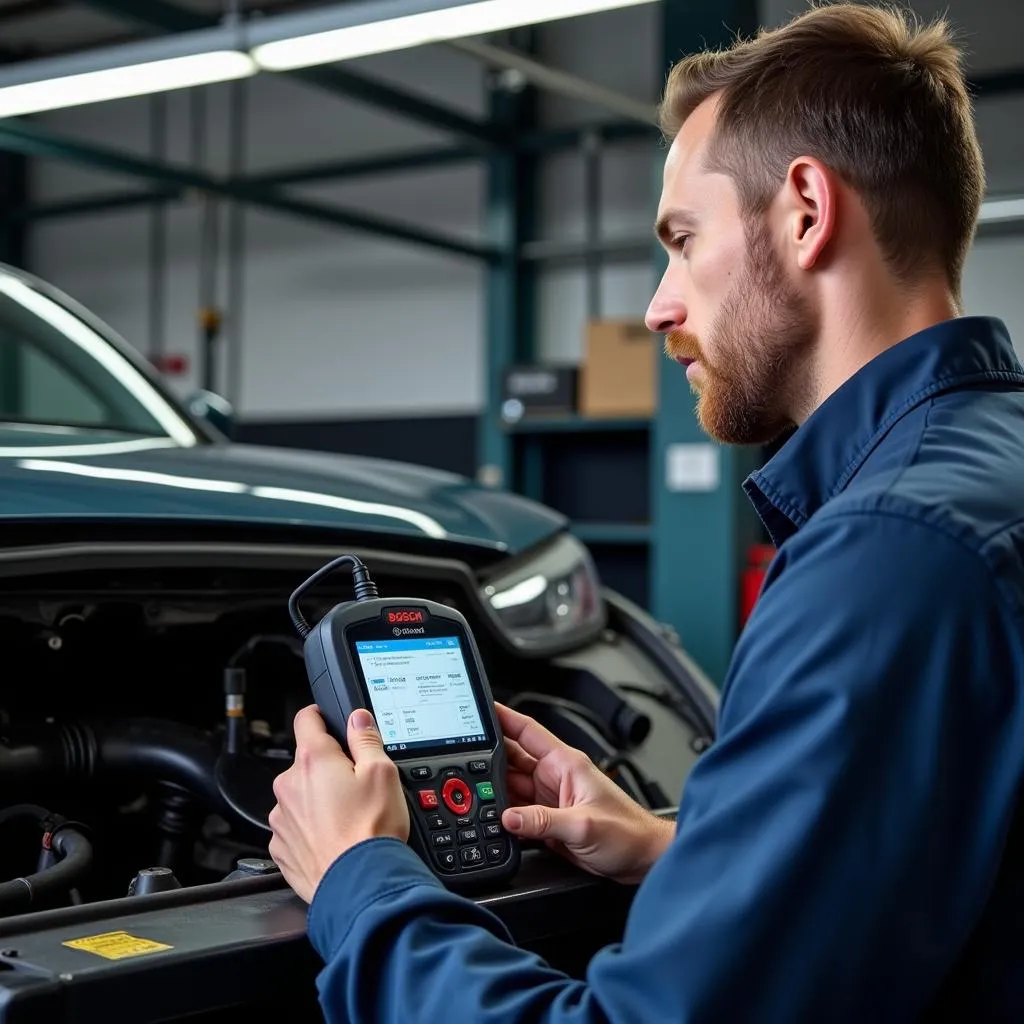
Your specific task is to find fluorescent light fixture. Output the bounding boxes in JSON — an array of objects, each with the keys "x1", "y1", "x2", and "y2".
[
  {"x1": 0, "y1": 51, "x2": 255, "y2": 119},
  {"x1": 0, "y1": 0, "x2": 653, "y2": 115},
  {"x1": 977, "y1": 198, "x2": 1024, "y2": 224},
  {"x1": 251, "y1": 0, "x2": 660, "y2": 71},
  {"x1": 0, "y1": 26, "x2": 254, "y2": 118}
]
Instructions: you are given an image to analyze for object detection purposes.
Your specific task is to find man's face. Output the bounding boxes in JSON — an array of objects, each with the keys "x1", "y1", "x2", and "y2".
[{"x1": 646, "y1": 98, "x2": 815, "y2": 445}]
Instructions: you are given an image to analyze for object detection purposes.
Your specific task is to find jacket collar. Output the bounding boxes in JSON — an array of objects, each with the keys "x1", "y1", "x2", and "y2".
[{"x1": 743, "y1": 316, "x2": 1024, "y2": 546}]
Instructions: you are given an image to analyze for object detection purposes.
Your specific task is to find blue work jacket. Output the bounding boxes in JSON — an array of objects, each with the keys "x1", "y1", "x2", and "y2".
[{"x1": 307, "y1": 315, "x2": 1024, "y2": 1022}]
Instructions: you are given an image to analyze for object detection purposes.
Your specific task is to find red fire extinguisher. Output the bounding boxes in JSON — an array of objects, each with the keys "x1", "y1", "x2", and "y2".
[{"x1": 740, "y1": 544, "x2": 776, "y2": 627}]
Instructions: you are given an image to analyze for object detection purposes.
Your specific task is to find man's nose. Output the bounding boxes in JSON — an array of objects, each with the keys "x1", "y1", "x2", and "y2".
[{"x1": 645, "y1": 281, "x2": 686, "y2": 334}]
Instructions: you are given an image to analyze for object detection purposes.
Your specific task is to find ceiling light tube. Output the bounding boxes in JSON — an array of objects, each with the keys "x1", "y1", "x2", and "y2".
[
  {"x1": 977, "y1": 198, "x2": 1024, "y2": 224},
  {"x1": 250, "y1": 0, "x2": 660, "y2": 71},
  {"x1": 0, "y1": 28, "x2": 254, "y2": 119}
]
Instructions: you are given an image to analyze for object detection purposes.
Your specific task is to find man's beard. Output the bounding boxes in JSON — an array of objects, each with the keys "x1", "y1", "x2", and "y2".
[{"x1": 665, "y1": 221, "x2": 815, "y2": 446}]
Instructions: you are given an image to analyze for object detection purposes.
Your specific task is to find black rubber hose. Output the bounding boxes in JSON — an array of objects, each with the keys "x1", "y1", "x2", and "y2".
[
  {"x1": 89, "y1": 719, "x2": 226, "y2": 814},
  {"x1": 0, "y1": 719, "x2": 229, "y2": 818},
  {"x1": 562, "y1": 672, "x2": 652, "y2": 749},
  {"x1": 0, "y1": 743, "x2": 56, "y2": 779},
  {"x1": 0, "y1": 824, "x2": 93, "y2": 917},
  {"x1": 0, "y1": 804, "x2": 51, "y2": 829}
]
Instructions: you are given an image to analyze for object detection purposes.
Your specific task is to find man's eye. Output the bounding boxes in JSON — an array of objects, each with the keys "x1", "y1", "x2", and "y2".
[{"x1": 673, "y1": 234, "x2": 692, "y2": 252}]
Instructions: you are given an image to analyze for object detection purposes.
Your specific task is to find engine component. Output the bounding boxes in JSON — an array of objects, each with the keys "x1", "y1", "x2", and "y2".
[
  {"x1": 0, "y1": 811, "x2": 93, "y2": 917},
  {"x1": 225, "y1": 857, "x2": 280, "y2": 880},
  {"x1": 0, "y1": 719, "x2": 233, "y2": 821},
  {"x1": 561, "y1": 672, "x2": 652, "y2": 749},
  {"x1": 223, "y1": 666, "x2": 248, "y2": 755},
  {"x1": 127, "y1": 867, "x2": 182, "y2": 896},
  {"x1": 214, "y1": 750, "x2": 278, "y2": 833}
]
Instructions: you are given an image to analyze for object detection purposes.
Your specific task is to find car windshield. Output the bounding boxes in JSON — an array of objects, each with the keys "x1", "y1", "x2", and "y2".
[{"x1": 0, "y1": 268, "x2": 199, "y2": 446}]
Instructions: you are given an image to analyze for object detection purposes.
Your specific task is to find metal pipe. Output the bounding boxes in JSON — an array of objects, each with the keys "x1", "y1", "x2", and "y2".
[
  {"x1": 583, "y1": 130, "x2": 602, "y2": 318},
  {"x1": 447, "y1": 38, "x2": 658, "y2": 126},
  {"x1": 148, "y1": 93, "x2": 168, "y2": 358},
  {"x1": 226, "y1": 74, "x2": 248, "y2": 408},
  {"x1": 192, "y1": 86, "x2": 222, "y2": 394}
]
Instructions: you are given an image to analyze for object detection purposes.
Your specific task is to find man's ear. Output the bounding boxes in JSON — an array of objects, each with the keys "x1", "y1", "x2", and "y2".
[{"x1": 783, "y1": 156, "x2": 837, "y2": 271}]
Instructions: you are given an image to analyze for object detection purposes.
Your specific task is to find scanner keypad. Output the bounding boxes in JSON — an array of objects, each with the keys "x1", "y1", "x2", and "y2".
[{"x1": 413, "y1": 758, "x2": 508, "y2": 874}]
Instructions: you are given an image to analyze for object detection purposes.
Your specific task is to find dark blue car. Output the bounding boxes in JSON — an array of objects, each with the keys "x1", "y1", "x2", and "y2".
[{"x1": 0, "y1": 262, "x2": 716, "y2": 1017}]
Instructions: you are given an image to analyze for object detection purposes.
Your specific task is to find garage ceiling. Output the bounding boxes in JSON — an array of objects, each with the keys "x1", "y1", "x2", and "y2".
[{"x1": 0, "y1": 0, "x2": 320, "y2": 59}]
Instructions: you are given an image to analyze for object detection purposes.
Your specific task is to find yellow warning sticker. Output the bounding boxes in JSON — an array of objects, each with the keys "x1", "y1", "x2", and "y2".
[{"x1": 63, "y1": 930, "x2": 173, "y2": 960}]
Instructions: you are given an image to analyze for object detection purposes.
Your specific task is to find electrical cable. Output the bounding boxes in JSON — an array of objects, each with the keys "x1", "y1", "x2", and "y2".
[
  {"x1": 287, "y1": 554, "x2": 379, "y2": 638},
  {"x1": 227, "y1": 633, "x2": 303, "y2": 668},
  {"x1": 617, "y1": 683, "x2": 713, "y2": 751},
  {"x1": 505, "y1": 692, "x2": 654, "y2": 807}
]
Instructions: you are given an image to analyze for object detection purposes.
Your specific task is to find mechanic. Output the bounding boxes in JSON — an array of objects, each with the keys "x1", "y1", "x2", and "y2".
[{"x1": 267, "y1": 3, "x2": 1024, "y2": 1020}]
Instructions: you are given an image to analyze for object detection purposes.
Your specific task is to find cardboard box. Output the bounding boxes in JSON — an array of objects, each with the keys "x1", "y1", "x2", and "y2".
[{"x1": 578, "y1": 318, "x2": 657, "y2": 417}]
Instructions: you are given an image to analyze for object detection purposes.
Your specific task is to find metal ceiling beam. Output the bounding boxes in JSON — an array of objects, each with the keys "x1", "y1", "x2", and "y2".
[
  {"x1": 0, "y1": 117, "x2": 496, "y2": 260},
  {"x1": 15, "y1": 118, "x2": 658, "y2": 222},
  {"x1": 289, "y1": 64, "x2": 499, "y2": 144},
  {"x1": 76, "y1": 0, "x2": 502, "y2": 145},
  {"x1": 244, "y1": 142, "x2": 491, "y2": 186},
  {"x1": 77, "y1": 0, "x2": 213, "y2": 33},
  {"x1": 16, "y1": 186, "x2": 183, "y2": 221},
  {"x1": 447, "y1": 38, "x2": 658, "y2": 126},
  {"x1": 0, "y1": 0, "x2": 63, "y2": 24},
  {"x1": 969, "y1": 69, "x2": 1024, "y2": 99}
]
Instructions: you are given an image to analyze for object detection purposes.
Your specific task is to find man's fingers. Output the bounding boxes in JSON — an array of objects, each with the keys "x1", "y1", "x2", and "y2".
[
  {"x1": 347, "y1": 708, "x2": 389, "y2": 766},
  {"x1": 507, "y1": 770, "x2": 535, "y2": 806},
  {"x1": 292, "y1": 705, "x2": 343, "y2": 770},
  {"x1": 496, "y1": 702, "x2": 566, "y2": 761},
  {"x1": 504, "y1": 735, "x2": 538, "y2": 773},
  {"x1": 293, "y1": 704, "x2": 329, "y2": 745},
  {"x1": 502, "y1": 803, "x2": 588, "y2": 847}
]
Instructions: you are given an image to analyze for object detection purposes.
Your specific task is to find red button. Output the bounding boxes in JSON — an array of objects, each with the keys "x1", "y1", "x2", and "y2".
[
  {"x1": 442, "y1": 778, "x2": 471, "y2": 814},
  {"x1": 417, "y1": 789, "x2": 438, "y2": 809}
]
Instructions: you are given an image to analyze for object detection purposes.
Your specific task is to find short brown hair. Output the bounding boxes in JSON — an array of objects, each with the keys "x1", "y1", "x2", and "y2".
[{"x1": 659, "y1": 1, "x2": 984, "y2": 301}]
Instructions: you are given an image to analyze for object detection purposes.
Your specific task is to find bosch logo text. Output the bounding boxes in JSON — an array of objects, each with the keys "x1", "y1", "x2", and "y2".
[{"x1": 393, "y1": 626, "x2": 426, "y2": 636}]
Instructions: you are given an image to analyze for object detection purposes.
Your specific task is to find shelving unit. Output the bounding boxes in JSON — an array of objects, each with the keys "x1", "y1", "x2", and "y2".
[
  {"x1": 501, "y1": 414, "x2": 654, "y2": 608},
  {"x1": 504, "y1": 415, "x2": 650, "y2": 434}
]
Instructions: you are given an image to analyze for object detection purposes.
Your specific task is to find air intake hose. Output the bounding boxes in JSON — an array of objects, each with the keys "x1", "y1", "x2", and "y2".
[{"x1": 0, "y1": 718, "x2": 228, "y2": 817}]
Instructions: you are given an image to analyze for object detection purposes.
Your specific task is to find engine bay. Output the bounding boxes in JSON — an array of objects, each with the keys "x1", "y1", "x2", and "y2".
[{"x1": 0, "y1": 541, "x2": 714, "y2": 920}]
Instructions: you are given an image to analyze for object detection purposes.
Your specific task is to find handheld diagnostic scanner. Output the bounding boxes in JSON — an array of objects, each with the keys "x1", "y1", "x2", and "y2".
[{"x1": 288, "y1": 554, "x2": 520, "y2": 890}]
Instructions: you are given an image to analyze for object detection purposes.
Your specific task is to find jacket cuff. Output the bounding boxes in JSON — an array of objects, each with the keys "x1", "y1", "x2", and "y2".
[{"x1": 307, "y1": 836, "x2": 442, "y2": 960}]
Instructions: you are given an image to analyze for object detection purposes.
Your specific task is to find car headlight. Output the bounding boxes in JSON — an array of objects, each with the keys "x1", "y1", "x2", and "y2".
[{"x1": 480, "y1": 532, "x2": 605, "y2": 653}]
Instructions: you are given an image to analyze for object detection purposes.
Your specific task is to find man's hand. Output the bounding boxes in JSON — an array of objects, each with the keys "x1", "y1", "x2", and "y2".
[
  {"x1": 268, "y1": 705, "x2": 410, "y2": 903},
  {"x1": 497, "y1": 702, "x2": 674, "y2": 885}
]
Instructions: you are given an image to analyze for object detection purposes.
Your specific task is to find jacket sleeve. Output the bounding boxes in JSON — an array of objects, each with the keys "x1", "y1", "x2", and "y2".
[{"x1": 306, "y1": 510, "x2": 1024, "y2": 1024}]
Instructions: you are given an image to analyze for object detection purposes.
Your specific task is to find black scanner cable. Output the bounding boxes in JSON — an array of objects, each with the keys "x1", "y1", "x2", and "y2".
[{"x1": 288, "y1": 554, "x2": 379, "y2": 639}]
